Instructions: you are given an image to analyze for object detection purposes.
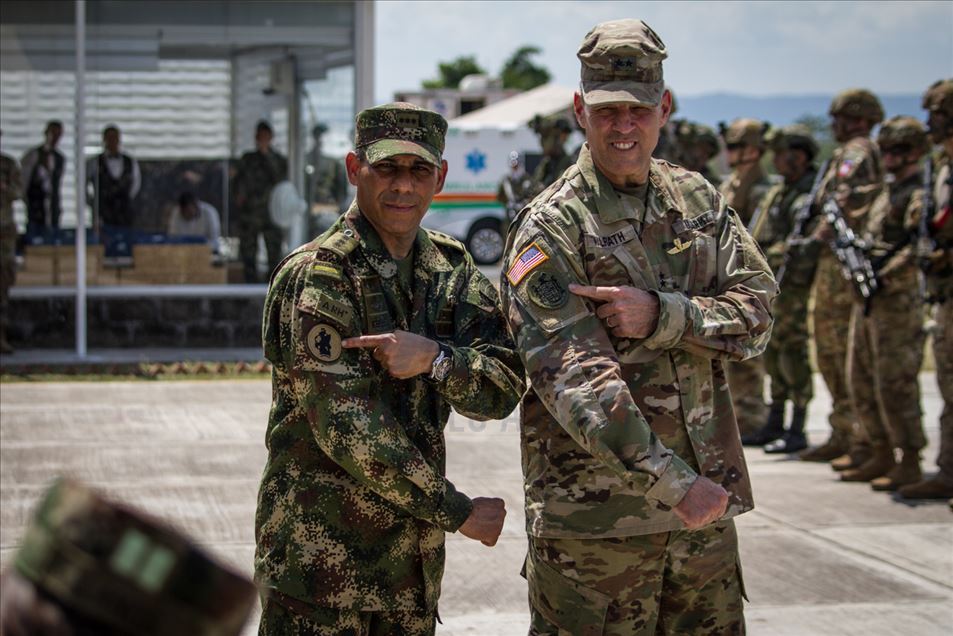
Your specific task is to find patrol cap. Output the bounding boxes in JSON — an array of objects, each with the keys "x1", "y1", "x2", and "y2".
[
  {"x1": 577, "y1": 19, "x2": 667, "y2": 107},
  {"x1": 354, "y1": 102, "x2": 447, "y2": 166},
  {"x1": 720, "y1": 118, "x2": 770, "y2": 149},
  {"x1": 767, "y1": 124, "x2": 819, "y2": 159},
  {"x1": 312, "y1": 122, "x2": 329, "y2": 137},
  {"x1": 14, "y1": 478, "x2": 257, "y2": 636}
]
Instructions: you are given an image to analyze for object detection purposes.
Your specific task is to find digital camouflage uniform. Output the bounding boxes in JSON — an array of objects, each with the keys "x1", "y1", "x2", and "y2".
[
  {"x1": 255, "y1": 104, "x2": 524, "y2": 635},
  {"x1": 719, "y1": 119, "x2": 773, "y2": 436},
  {"x1": 11, "y1": 478, "x2": 256, "y2": 636},
  {"x1": 757, "y1": 166, "x2": 819, "y2": 414},
  {"x1": 502, "y1": 138, "x2": 775, "y2": 632},
  {"x1": 0, "y1": 149, "x2": 21, "y2": 354},
  {"x1": 233, "y1": 145, "x2": 288, "y2": 282},
  {"x1": 810, "y1": 132, "x2": 884, "y2": 460}
]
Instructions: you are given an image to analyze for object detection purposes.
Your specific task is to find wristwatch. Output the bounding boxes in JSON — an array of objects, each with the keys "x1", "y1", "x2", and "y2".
[{"x1": 429, "y1": 344, "x2": 453, "y2": 382}]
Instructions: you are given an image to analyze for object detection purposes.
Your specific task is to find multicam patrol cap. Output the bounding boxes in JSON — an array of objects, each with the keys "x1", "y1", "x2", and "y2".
[
  {"x1": 14, "y1": 478, "x2": 257, "y2": 636},
  {"x1": 354, "y1": 102, "x2": 447, "y2": 166},
  {"x1": 877, "y1": 115, "x2": 929, "y2": 154},
  {"x1": 720, "y1": 118, "x2": 770, "y2": 149},
  {"x1": 577, "y1": 19, "x2": 667, "y2": 107},
  {"x1": 767, "y1": 124, "x2": 819, "y2": 159},
  {"x1": 829, "y1": 88, "x2": 885, "y2": 124}
]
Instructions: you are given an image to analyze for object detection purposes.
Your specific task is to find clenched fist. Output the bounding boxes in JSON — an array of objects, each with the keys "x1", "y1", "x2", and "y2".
[{"x1": 458, "y1": 497, "x2": 506, "y2": 546}]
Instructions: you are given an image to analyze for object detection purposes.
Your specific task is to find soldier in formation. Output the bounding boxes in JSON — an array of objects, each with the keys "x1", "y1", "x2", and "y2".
[
  {"x1": 743, "y1": 125, "x2": 820, "y2": 454},
  {"x1": 674, "y1": 120, "x2": 722, "y2": 186},
  {"x1": 0, "y1": 130, "x2": 21, "y2": 355},
  {"x1": 501, "y1": 19, "x2": 775, "y2": 633},
  {"x1": 305, "y1": 122, "x2": 349, "y2": 237},
  {"x1": 529, "y1": 115, "x2": 574, "y2": 189},
  {"x1": 720, "y1": 118, "x2": 773, "y2": 438},
  {"x1": 254, "y1": 102, "x2": 524, "y2": 635}
]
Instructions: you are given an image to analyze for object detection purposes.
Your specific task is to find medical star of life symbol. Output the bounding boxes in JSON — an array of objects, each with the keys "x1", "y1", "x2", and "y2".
[{"x1": 465, "y1": 149, "x2": 487, "y2": 174}]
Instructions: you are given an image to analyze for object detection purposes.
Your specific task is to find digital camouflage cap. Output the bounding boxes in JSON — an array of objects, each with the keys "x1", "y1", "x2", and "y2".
[
  {"x1": 877, "y1": 115, "x2": 929, "y2": 154},
  {"x1": 721, "y1": 118, "x2": 769, "y2": 149},
  {"x1": 767, "y1": 124, "x2": 819, "y2": 159},
  {"x1": 14, "y1": 478, "x2": 257, "y2": 636},
  {"x1": 577, "y1": 19, "x2": 667, "y2": 107},
  {"x1": 829, "y1": 88, "x2": 885, "y2": 124},
  {"x1": 354, "y1": 102, "x2": 447, "y2": 166}
]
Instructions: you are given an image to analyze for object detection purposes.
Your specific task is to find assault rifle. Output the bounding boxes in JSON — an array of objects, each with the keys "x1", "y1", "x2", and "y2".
[
  {"x1": 916, "y1": 156, "x2": 936, "y2": 279},
  {"x1": 775, "y1": 160, "x2": 829, "y2": 286},
  {"x1": 821, "y1": 196, "x2": 879, "y2": 308}
]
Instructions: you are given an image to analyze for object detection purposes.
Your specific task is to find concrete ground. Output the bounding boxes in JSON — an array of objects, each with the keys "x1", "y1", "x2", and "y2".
[{"x1": 1, "y1": 374, "x2": 950, "y2": 635}]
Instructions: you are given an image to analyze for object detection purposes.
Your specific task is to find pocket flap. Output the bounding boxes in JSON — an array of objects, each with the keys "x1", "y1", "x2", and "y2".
[{"x1": 525, "y1": 548, "x2": 610, "y2": 635}]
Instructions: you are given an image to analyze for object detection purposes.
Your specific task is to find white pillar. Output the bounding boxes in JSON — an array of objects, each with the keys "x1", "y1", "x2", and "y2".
[
  {"x1": 354, "y1": 0, "x2": 375, "y2": 111},
  {"x1": 74, "y1": 0, "x2": 87, "y2": 358}
]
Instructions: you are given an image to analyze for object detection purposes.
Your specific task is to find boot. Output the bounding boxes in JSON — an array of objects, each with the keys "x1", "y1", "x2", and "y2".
[
  {"x1": 764, "y1": 406, "x2": 808, "y2": 454},
  {"x1": 831, "y1": 444, "x2": 873, "y2": 472},
  {"x1": 840, "y1": 445, "x2": 895, "y2": 482},
  {"x1": 871, "y1": 449, "x2": 922, "y2": 491},
  {"x1": 800, "y1": 436, "x2": 848, "y2": 462},
  {"x1": 741, "y1": 402, "x2": 785, "y2": 446},
  {"x1": 898, "y1": 473, "x2": 953, "y2": 499}
]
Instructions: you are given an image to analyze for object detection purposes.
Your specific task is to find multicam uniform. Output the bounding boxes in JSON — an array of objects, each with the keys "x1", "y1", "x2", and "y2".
[
  {"x1": 501, "y1": 144, "x2": 776, "y2": 634},
  {"x1": 720, "y1": 161, "x2": 772, "y2": 434},
  {"x1": 233, "y1": 147, "x2": 288, "y2": 283},
  {"x1": 255, "y1": 206, "x2": 523, "y2": 634},
  {"x1": 0, "y1": 151, "x2": 21, "y2": 353},
  {"x1": 809, "y1": 136, "x2": 884, "y2": 455},
  {"x1": 757, "y1": 167, "x2": 819, "y2": 414}
]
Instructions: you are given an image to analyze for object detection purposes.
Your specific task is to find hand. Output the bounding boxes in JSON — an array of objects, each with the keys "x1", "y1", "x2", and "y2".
[
  {"x1": 0, "y1": 569, "x2": 73, "y2": 636},
  {"x1": 458, "y1": 497, "x2": 506, "y2": 546},
  {"x1": 342, "y1": 331, "x2": 439, "y2": 379},
  {"x1": 569, "y1": 284, "x2": 660, "y2": 339},
  {"x1": 673, "y1": 476, "x2": 729, "y2": 530}
]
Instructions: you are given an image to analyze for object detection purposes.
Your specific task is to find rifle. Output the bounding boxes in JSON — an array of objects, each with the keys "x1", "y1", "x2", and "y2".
[
  {"x1": 775, "y1": 159, "x2": 829, "y2": 286},
  {"x1": 820, "y1": 196, "x2": 879, "y2": 310},
  {"x1": 916, "y1": 156, "x2": 936, "y2": 283}
]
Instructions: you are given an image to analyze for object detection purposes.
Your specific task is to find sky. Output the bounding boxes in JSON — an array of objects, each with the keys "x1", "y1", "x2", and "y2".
[{"x1": 375, "y1": 0, "x2": 953, "y2": 102}]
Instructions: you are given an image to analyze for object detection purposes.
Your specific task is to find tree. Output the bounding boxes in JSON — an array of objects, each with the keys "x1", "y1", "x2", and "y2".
[
  {"x1": 421, "y1": 56, "x2": 486, "y2": 89},
  {"x1": 500, "y1": 46, "x2": 551, "y2": 91}
]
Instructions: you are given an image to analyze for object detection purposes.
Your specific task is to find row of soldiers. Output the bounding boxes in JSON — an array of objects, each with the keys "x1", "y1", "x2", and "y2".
[{"x1": 680, "y1": 81, "x2": 952, "y2": 500}]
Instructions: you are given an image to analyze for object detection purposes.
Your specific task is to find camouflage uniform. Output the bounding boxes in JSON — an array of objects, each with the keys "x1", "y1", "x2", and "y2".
[
  {"x1": 7, "y1": 478, "x2": 256, "y2": 636},
  {"x1": 719, "y1": 119, "x2": 773, "y2": 436},
  {"x1": 901, "y1": 79, "x2": 953, "y2": 499},
  {"x1": 233, "y1": 144, "x2": 288, "y2": 282},
  {"x1": 531, "y1": 118, "x2": 575, "y2": 190},
  {"x1": 501, "y1": 22, "x2": 775, "y2": 633},
  {"x1": 809, "y1": 93, "x2": 885, "y2": 465},
  {"x1": 255, "y1": 104, "x2": 524, "y2": 634},
  {"x1": 673, "y1": 120, "x2": 721, "y2": 187},
  {"x1": 305, "y1": 126, "x2": 349, "y2": 237},
  {"x1": 0, "y1": 149, "x2": 21, "y2": 354}
]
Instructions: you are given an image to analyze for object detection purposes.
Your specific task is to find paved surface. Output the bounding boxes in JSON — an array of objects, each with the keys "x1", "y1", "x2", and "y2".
[{"x1": 1, "y1": 374, "x2": 950, "y2": 635}]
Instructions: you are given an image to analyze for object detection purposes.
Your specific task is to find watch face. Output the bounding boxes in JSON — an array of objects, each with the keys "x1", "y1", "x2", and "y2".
[{"x1": 433, "y1": 353, "x2": 452, "y2": 381}]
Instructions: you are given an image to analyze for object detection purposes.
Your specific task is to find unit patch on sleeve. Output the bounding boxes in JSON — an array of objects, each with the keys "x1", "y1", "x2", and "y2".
[
  {"x1": 507, "y1": 242, "x2": 549, "y2": 285},
  {"x1": 306, "y1": 323, "x2": 342, "y2": 362},
  {"x1": 526, "y1": 270, "x2": 569, "y2": 309}
]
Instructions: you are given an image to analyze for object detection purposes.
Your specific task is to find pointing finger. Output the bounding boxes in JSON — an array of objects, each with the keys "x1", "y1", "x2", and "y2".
[
  {"x1": 569, "y1": 284, "x2": 619, "y2": 301},
  {"x1": 343, "y1": 334, "x2": 394, "y2": 349}
]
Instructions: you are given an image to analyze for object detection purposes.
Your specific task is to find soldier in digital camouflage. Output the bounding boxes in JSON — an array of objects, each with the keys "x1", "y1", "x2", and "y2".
[
  {"x1": 900, "y1": 79, "x2": 953, "y2": 500},
  {"x1": 794, "y1": 89, "x2": 886, "y2": 474},
  {"x1": 233, "y1": 120, "x2": 288, "y2": 283},
  {"x1": 501, "y1": 19, "x2": 776, "y2": 635},
  {"x1": 254, "y1": 102, "x2": 525, "y2": 635},
  {"x1": 719, "y1": 118, "x2": 773, "y2": 439},
  {"x1": 743, "y1": 125, "x2": 820, "y2": 455},
  {"x1": 0, "y1": 478, "x2": 257, "y2": 636},
  {"x1": 0, "y1": 129, "x2": 21, "y2": 354},
  {"x1": 844, "y1": 116, "x2": 929, "y2": 490}
]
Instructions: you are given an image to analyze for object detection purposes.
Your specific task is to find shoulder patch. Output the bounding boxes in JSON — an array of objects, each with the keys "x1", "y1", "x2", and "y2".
[
  {"x1": 526, "y1": 270, "x2": 569, "y2": 309},
  {"x1": 506, "y1": 242, "x2": 549, "y2": 285},
  {"x1": 305, "y1": 323, "x2": 342, "y2": 362}
]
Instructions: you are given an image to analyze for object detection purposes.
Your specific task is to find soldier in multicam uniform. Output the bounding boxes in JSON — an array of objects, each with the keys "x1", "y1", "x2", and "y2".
[
  {"x1": 233, "y1": 120, "x2": 288, "y2": 283},
  {"x1": 501, "y1": 20, "x2": 776, "y2": 634},
  {"x1": 800, "y1": 89, "x2": 885, "y2": 470},
  {"x1": 0, "y1": 130, "x2": 21, "y2": 355},
  {"x1": 305, "y1": 123, "x2": 349, "y2": 237},
  {"x1": 719, "y1": 118, "x2": 773, "y2": 438},
  {"x1": 0, "y1": 478, "x2": 256, "y2": 636},
  {"x1": 254, "y1": 103, "x2": 524, "y2": 635},
  {"x1": 840, "y1": 117, "x2": 929, "y2": 487},
  {"x1": 530, "y1": 116, "x2": 575, "y2": 189},
  {"x1": 901, "y1": 79, "x2": 953, "y2": 500},
  {"x1": 674, "y1": 120, "x2": 722, "y2": 186},
  {"x1": 743, "y1": 125, "x2": 820, "y2": 454}
]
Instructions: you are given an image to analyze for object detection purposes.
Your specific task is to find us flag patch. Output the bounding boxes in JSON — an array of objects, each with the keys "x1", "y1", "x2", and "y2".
[
  {"x1": 507, "y1": 242, "x2": 549, "y2": 285},
  {"x1": 837, "y1": 160, "x2": 854, "y2": 178}
]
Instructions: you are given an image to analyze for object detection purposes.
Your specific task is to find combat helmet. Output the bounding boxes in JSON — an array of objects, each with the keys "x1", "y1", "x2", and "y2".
[
  {"x1": 719, "y1": 118, "x2": 769, "y2": 149},
  {"x1": 829, "y1": 89, "x2": 884, "y2": 124},
  {"x1": 877, "y1": 115, "x2": 929, "y2": 155},
  {"x1": 13, "y1": 478, "x2": 257, "y2": 636},
  {"x1": 676, "y1": 121, "x2": 719, "y2": 157},
  {"x1": 922, "y1": 79, "x2": 953, "y2": 117},
  {"x1": 767, "y1": 124, "x2": 819, "y2": 160}
]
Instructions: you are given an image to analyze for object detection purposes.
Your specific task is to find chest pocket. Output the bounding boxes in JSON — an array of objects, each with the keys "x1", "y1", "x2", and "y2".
[
  {"x1": 674, "y1": 210, "x2": 719, "y2": 296},
  {"x1": 583, "y1": 225, "x2": 655, "y2": 290}
]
